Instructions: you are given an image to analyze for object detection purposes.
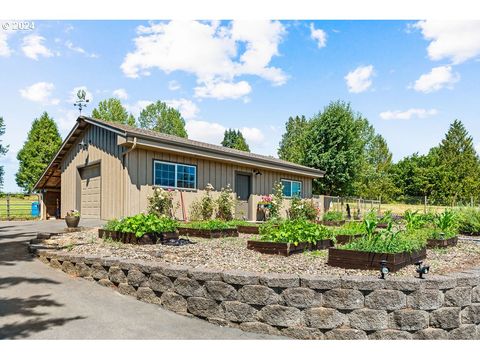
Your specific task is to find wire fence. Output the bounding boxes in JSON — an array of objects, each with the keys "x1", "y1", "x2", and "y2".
[{"x1": 0, "y1": 194, "x2": 41, "y2": 220}]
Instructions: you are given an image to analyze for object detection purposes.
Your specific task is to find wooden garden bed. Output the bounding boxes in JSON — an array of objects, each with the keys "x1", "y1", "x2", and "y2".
[
  {"x1": 427, "y1": 236, "x2": 458, "y2": 249},
  {"x1": 327, "y1": 247, "x2": 427, "y2": 272},
  {"x1": 237, "y1": 225, "x2": 260, "y2": 234},
  {"x1": 178, "y1": 227, "x2": 239, "y2": 238},
  {"x1": 98, "y1": 229, "x2": 179, "y2": 245},
  {"x1": 247, "y1": 239, "x2": 333, "y2": 256},
  {"x1": 319, "y1": 220, "x2": 346, "y2": 227},
  {"x1": 334, "y1": 233, "x2": 363, "y2": 245}
]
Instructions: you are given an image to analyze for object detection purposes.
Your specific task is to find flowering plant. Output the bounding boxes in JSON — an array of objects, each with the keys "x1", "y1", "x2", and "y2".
[
  {"x1": 67, "y1": 209, "x2": 80, "y2": 217},
  {"x1": 190, "y1": 184, "x2": 216, "y2": 220},
  {"x1": 269, "y1": 181, "x2": 284, "y2": 219},
  {"x1": 148, "y1": 187, "x2": 178, "y2": 218},
  {"x1": 258, "y1": 195, "x2": 273, "y2": 205},
  {"x1": 216, "y1": 184, "x2": 235, "y2": 220}
]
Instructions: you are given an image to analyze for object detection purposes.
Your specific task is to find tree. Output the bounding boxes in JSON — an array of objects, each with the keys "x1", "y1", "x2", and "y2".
[
  {"x1": 303, "y1": 101, "x2": 366, "y2": 196},
  {"x1": 278, "y1": 115, "x2": 308, "y2": 164},
  {"x1": 221, "y1": 129, "x2": 250, "y2": 152},
  {"x1": 138, "y1": 101, "x2": 188, "y2": 138},
  {"x1": 0, "y1": 116, "x2": 9, "y2": 191},
  {"x1": 16, "y1": 112, "x2": 62, "y2": 193},
  {"x1": 91, "y1": 98, "x2": 135, "y2": 126}
]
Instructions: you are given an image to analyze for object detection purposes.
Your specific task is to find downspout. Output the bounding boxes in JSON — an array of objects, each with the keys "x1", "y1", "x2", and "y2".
[{"x1": 121, "y1": 137, "x2": 137, "y2": 217}]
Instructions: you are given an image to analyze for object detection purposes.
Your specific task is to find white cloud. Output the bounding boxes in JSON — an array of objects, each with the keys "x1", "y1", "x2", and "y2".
[
  {"x1": 165, "y1": 98, "x2": 199, "y2": 120},
  {"x1": 413, "y1": 20, "x2": 480, "y2": 64},
  {"x1": 65, "y1": 40, "x2": 98, "y2": 58},
  {"x1": 186, "y1": 119, "x2": 264, "y2": 146},
  {"x1": 57, "y1": 109, "x2": 79, "y2": 134},
  {"x1": 240, "y1": 127, "x2": 265, "y2": 145},
  {"x1": 310, "y1": 23, "x2": 327, "y2": 48},
  {"x1": 168, "y1": 80, "x2": 181, "y2": 91},
  {"x1": 68, "y1": 86, "x2": 94, "y2": 103},
  {"x1": 19, "y1": 82, "x2": 59, "y2": 105},
  {"x1": 344, "y1": 65, "x2": 374, "y2": 93},
  {"x1": 194, "y1": 80, "x2": 252, "y2": 100},
  {"x1": 475, "y1": 143, "x2": 480, "y2": 155},
  {"x1": 412, "y1": 65, "x2": 460, "y2": 93},
  {"x1": 112, "y1": 88, "x2": 128, "y2": 100},
  {"x1": 125, "y1": 100, "x2": 154, "y2": 118},
  {"x1": 21, "y1": 34, "x2": 53, "y2": 60},
  {"x1": 379, "y1": 108, "x2": 438, "y2": 120},
  {"x1": 0, "y1": 30, "x2": 12, "y2": 57},
  {"x1": 121, "y1": 20, "x2": 287, "y2": 100}
]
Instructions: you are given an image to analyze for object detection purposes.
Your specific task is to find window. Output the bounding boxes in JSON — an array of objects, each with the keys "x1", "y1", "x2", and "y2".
[
  {"x1": 154, "y1": 160, "x2": 196, "y2": 189},
  {"x1": 281, "y1": 179, "x2": 302, "y2": 198}
]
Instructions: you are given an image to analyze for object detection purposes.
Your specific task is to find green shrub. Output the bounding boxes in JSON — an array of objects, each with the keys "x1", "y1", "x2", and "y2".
[
  {"x1": 334, "y1": 221, "x2": 365, "y2": 236},
  {"x1": 190, "y1": 184, "x2": 216, "y2": 220},
  {"x1": 226, "y1": 219, "x2": 256, "y2": 227},
  {"x1": 322, "y1": 211, "x2": 343, "y2": 222},
  {"x1": 289, "y1": 197, "x2": 318, "y2": 221},
  {"x1": 259, "y1": 219, "x2": 333, "y2": 246},
  {"x1": 148, "y1": 187, "x2": 177, "y2": 218},
  {"x1": 433, "y1": 209, "x2": 458, "y2": 234},
  {"x1": 105, "y1": 214, "x2": 178, "y2": 237},
  {"x1": 216, "y1": 184, "x2": 235, "y2": 220},
  {"x1": 181, "y1": 219, "x2": 235, "y2": 230},
  {"x1": 269, "y1": 181, "x2": 284, "y2": 219},
  {"x1": 456, "y1": 207, "x2": 480, "y2": 235}
]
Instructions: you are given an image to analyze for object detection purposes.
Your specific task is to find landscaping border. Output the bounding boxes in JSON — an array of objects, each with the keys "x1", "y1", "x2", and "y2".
[{"x1": 32, "y1": 246, "x2": 480, "y2": 340}]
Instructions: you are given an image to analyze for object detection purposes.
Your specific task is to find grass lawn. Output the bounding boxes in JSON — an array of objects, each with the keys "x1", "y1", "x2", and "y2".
[{"x1": 0, "y1": 195, "x2": 40, "y2": 219}]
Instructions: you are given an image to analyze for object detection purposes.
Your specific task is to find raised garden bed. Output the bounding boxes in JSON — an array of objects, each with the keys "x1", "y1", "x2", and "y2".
[
  {"x1": 178, "y1": 227, "x2": 239, "y2": 238},
  {"x1": 427, "y1": 236, "x2": 458, "y2": 249},
  {"x1": 247, "y1": 239, "x2": 333, "y2": 256},
  {"x1": 319, "y1": 220, "x2": 346, "y2": 227},
  {"x1": 237, "y1": 225, "x2": 260, "y2": 234},
  {"x1": 376, "y1": 222, "x2": 389, "y2": 229},
  {"x1": 335, "y1": 233, "x2": 363, "y2": 245},
  {"x1": 327, "y1": 247, "x2": 427, "y2": 272},
  {"x1": 98, "y1": 229, "x2": 178, "y2": 245}
]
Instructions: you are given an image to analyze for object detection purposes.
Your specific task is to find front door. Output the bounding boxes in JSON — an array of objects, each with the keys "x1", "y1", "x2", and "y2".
[{"x1": 235, "y1": 173, "x2": 251, "y2": 201}]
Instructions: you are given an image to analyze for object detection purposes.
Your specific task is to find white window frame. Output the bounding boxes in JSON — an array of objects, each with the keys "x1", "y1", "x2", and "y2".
[
  {"x1": 281, "y1": 179, "x2": 303, "y2": 198},
  {"x1": 153, "y1": 160, "x2": 197, "y2": 190}
]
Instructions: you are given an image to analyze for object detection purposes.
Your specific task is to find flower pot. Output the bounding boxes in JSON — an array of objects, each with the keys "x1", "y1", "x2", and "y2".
[{"x1": 65, "y1": 215, "x2": 80, "y2": 228}]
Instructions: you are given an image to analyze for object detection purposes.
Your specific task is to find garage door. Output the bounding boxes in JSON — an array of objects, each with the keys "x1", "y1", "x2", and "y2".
[{"x1": 79, "y1": 164, "x2": 101, "y2": 219}]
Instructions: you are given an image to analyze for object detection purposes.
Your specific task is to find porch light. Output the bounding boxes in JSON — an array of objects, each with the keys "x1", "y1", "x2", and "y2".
[
  {"x1": 78, "y1": 140, "x2": 88, "y2": 151},
  {"x1": 254, "y1": 169, "x2": 262, "y2": 176}
]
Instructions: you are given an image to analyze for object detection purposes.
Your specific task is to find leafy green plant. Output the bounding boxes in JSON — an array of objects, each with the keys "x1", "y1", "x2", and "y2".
[
  {"x1": 269, "y1": 181, "x2": 284, "y2": 219},
  {"x1": 403, "y1": 210, "x2": 428, "y2": 230},
  {"x1": 181, "y1": 219, "x2": 235, "y2": 230},
  {"x1": 148, "y1": 187, "x2": 177, "y2": 218},
  {"x1": 289, "y1": 197, "x2": 318, "y2": 221},
  {"x1": 103, "y1": 219, "x2": 121, "y2": 231},
  {"x1": 216, "y1": 184, "x2": 235, "y2": 220},
  {"x1": 334, "y1": 221, "x2": 365, "y2": 236},
  {"x1": 190, "y1": 184, "x2": 216, "y2": 220},
  {"x1": 455, "y1": 207, "x2": 480, "y2": 235},
  {"x1": 433, "y1": 209, "x2": 458, "y2": 234},
  {"x1": 108, "y1": 214, "x2": 178, "y2": 237},
  {"x1": 322, "y1": 210, "x2": 343, "y2": 222},
  {"x1": 259, "y1": 219, "x2": 333, "y2": 246}
]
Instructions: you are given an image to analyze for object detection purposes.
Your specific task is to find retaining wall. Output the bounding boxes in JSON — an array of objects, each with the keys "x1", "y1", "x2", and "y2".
[{"x1": 35, "y1": 249, "x2": 480, "y2": 340}]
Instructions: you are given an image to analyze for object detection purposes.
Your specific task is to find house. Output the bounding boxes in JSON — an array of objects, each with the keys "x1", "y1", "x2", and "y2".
[{"x1": 34, "y1": 116, "x2": 325, "y2": 220}]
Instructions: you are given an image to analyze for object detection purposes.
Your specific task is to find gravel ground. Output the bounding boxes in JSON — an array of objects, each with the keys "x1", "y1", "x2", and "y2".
[{"x1": 43, "y1": 228, "x2": 480, "y2": 277}]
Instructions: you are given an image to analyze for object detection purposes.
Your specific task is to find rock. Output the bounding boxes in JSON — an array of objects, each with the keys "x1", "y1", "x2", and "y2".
[
  {"x1": 98, "y1": 278, "x2": 116, "y2": 289},
  {"x1": 369, "y1": 330, "x2": 413, "y2": 340},
  {"x1": 349, "y1": 309, "x2": 388, "y2": 331},
  {"x1": 448, "y1": 324, "x2": 478, "y2": 340},
  {"x1": 430, "y1": 307, "x2": 461, "y2": 329},
  {"x1": 222, "y1": 301, "x2": 258, "y2": 323},
  {"x1": 208, "y1": 317, "x2": 232, "y2": 327},
  {"x1": 239, "y1": 322, "x2": 281, "y2": 336},
  {"x1": 281, "y1": 287, "x2": 322, "y2": 309},
  {"x1": 384, "y1": 278, "x2": 423, "y2": 291},
  {"x1": 300, "y1": 275, "x2": 341, "y2": 290},
  {"x1": 61, "y1": 261, "x2": 77, "y2": 276},
  {"x1": 323, "y1": 289, "x2": 364, "y2": 310},
  {"x1": 187, "y1": 297, "x2": 223, "y2": 319},
  {"x1": 160, "y1": 292, "x2": 187, "y2": 313},
  {"x1": 174, "y1": 277, "x2": 206, "y2": 297},
  {"x1": 161, "y1": 264, "x2": 189, "y2": 278},
  {"x1": 127, "y1": 268, "x2": 148, "y2": 287},
  {"x1": 75, "y1": 262, "x2": 92, "y2": 277},
  {"x1": 461, "y1": 304, "x2": 480, "y2": 324},
  {"x1": 324, "y1": 329, "x2": 368, "y2": 340},
  {"x1": 407, "y1": 289, "x2": 444, "y2": 310},
  {"x1": 424, "y1": 276, "x2": 457, "y2": 290},
  {"x1": 205, "y1": 281, "x2": 237, "y2": 301},
  {"x1": 118, "y1": 283, "x2": 136, "y2": 297},
  {"x1": 149, "y1": 273, "x2": 174, "y2": 293},
  {"x1": 258, "y1": 305, "x2": 304, "y2": 327},
  {"x1": 108, "y1": 266, "x2": 127, "y2": 284},
  {"x1": 91, "y1": 263, "x2": 108, "y2": 280},
  {"x1": 413, "y1": 328, "x2": 449, "y2": 340},
  {"x1": 259, "y1": 274, "x2": 299, "y2": 288},
  {"x1": 305, "y1": 307, "x2": 348, "y2": 329},
  {"x1": 341, "y1": 276, "x2": 385, "y2": 290},
  {"x1": 444, "y1": 287, "x2": 472, "y2": 307},
  {"x1": 281, "y1": 327, "x2": 324, "y2": 340},
  {"x1": 39, "y1": 255, "x2": 50, "y2": 264},
  {"x1": 50, "y1": 258, "x2": 62, "y2": 270},
  {"x1": 391, "y1": 309, "x2": 429, "y2": 331},
  {"x1": 136, "y1": 286, "x2": 161, "y2": 304},
  {"x1": 188, "y1": 267, "x2": 223, "y2": 282},
  {"x1": 365, "y1": 290, "x2": 406, "y2": 310},
  {"x1": 472, "y1": 286, "x2": 480, "y2": 302},
  {"x1": 222, "y1": 270, "x2": 260, "y2": 285},
  {"x1": 238, "y1": 285, "x2": 280, "y2": 305}
]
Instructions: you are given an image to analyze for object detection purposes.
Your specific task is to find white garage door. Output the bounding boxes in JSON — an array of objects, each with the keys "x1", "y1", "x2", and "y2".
[{"x1": 80, "y1": 164, "x2": 101, "y2": 219}]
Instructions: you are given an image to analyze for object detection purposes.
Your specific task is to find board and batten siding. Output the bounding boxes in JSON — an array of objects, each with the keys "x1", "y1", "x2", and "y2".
[
  {"x1": 60, "y1": 125, "x2": 124, "y2": 219},
  {"x1": 123, "y1": 147, "x2": 313, "y2": 217}
]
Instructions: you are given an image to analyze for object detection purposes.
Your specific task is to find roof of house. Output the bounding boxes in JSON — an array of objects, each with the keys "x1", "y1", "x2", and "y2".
[{"x1": 34, "y1": 116, "x2": 325, "y2": 190}]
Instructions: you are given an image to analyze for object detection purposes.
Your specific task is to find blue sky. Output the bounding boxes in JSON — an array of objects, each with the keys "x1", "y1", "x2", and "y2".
[{"x1": 1, "y1": 20, "x2": 480, "y2": 193}]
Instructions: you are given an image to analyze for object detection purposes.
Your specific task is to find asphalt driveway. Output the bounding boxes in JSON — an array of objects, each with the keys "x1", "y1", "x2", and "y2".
[{"x1": 0, "y1": 220, "x2": 277, "y2": 339}]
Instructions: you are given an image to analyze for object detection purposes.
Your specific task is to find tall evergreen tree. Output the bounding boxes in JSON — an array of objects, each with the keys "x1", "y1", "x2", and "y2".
[
  {"x1": 0, "y1": 116, "x2": 9, "y2": 192},
  {"x1": 91, "y1": 98, "x2": 135, "y2": 126},
  {"x1": 138, "y1": 100, "x2": 188, "y2": 138},
  {"x1": 221, "y1": 129, "x2": 250, "y2": 152},
  {"x1": 278, "y1": 115, "x2": 308, "y2": 164},
  {"x1": 16, "y1": 112, "x2": 62, "y2": 193}
]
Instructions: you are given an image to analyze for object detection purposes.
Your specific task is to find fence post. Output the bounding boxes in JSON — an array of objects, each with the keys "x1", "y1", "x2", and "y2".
[
  {"x1": 6, "y1": 195, "x2": 10, "y2": 220},
  {"x1": 424, "y1": 196, "x2": 427, "y2": 214},
  {"x1": 471, "y1": 196, "x2": 474, "y2": 208}
]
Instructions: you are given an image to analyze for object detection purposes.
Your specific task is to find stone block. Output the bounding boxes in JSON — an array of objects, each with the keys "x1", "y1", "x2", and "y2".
[
  {"x1": 160, "y1": 292, "x2": 187, "y2": 313},
  {"x1": 424, "y1": 276, "x2": 457, "y2": 290},
  {"x1": 455, "y1": 274, "x2": 480, "y2": 287},
  {"x1": 430, "y1": 307, "x2": 461, "y2": 329},
  {"x1": 258, "y1": 305, "x2": 304, "y2": 327},
  {"x1": 149, "y1": 273, "x2": 174, "y2": 293},
  {"x1": 407, "y1": 289, "x2": 444, "y2": 310},
  {"x1": 239, "y1": 322, "x2": 281, "y2": 336},
  {"x1": 161, "y1": 264, "x2": 190, "y2": 278},
  {"x1": 188, "y1": 267, "x2": 223, "y2": 282},
  {"x1": 222, "y1": 301, "x2": 258, "y2": 323},
  {"x1": 365, "y1": 290, "x2": 406, "y2": 310},
  {"x1": 300, "y1": 275, "x2": 341, "y2": 290},
  {"x1": 324, "y1": 329, "x2": 368, "y2": 340},
  {"x1": 413, "y1": 328, "x2": 449, "y2": 340},
  {"x1": 461, "y1": 304, "x2": 480, "y2": 324},
  {"x1": 472, "y1": 286, "x2": 480, "y2": 302},
  {"x1": 91, "y1": 263, "x2": 108, "y2": 280},
  {"x1": 349, "y1": 309, "x2": 388, "y2": 331},
  {"x1": 39, "y1": 255, "x2": 50, "y2": 264},
  {"x1": 238, "y1": 285, "x2": 280, "y2": 305},
  {"x1": 368, "y1": 330, "x2": 413, "y2": 340},
  {"x1": 187, "y1": 297, "x2": 223, "y2": 319},
  {"x1": 205, "y1": 281, "x2": 237, "y2": 301},
  {"x1": 391, "y1": 309, "x2": 429, "y2": 331},
  {"x1": 118, "y1": 283, "x2": 136, "y2": 297},
  {"x1": 50, "y1": 258, "x2": 62, "y2": 270},
  {"x1": 259, "y1": 273, "x2": 299, "y2": 288},
  {"x1": 174, "y1": 277, "x2": 206, "y2": 297},
  {"x1": 98, "y1": 278, "x2": 116, "y2": 289},
  {"x1": 75, "y1": 262, "x2": 92, "y2": 278},
  {"x1": 448, "y1": 324, "x2": 478, "y2": 340},
  {"x1": 222, "y1": 270, "x2": 260, "y2": 285},
  {"x1": 384, "y1": 277, "x2": 424, "y2": 291},
  {"x1": 281, "y1": 327, "x2": 324, "y2": 340},
  {"x1": 127, "y1": 268, "x2": 149, "y2": 287},
  {"x1": 61, "y1": 261, "x2": 77, "y2": 276},
  {"x1": 341, "y1": 276, "x2": 385, "y2": 290},
  {"x1": 281, "y1": 287, "x2": 322, "y2": 309},
  {"x1": 137, "y1": 286, "x2": 161, "y2": 304},
  {"x1": 444, "y1": 287, "x2": 472, "y2": 307},
  {"x1": 108, "y1": 266, "x2": 127, "y2": 284},
  {"x1": 323, "y1": 288, "x2": 364, "y2": 310},
  {"x1": 305, "y1": 307, "x2": 348, "y2": 329}
]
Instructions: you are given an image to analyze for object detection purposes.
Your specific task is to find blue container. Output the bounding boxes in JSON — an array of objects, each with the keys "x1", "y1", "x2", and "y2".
[{"x1": 31, "y1": 201, "x2": 40, "y2": 217}]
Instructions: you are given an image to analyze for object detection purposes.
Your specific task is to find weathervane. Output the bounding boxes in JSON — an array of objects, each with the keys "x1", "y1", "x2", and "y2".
[{"x1": 74, "y1": 89, "x2": 90, "y2": 114}]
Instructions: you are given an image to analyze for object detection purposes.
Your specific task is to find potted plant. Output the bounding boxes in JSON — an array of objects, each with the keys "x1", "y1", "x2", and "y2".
[{"x1": 65, "y1": 209, "x2": 80, "y2": 228}]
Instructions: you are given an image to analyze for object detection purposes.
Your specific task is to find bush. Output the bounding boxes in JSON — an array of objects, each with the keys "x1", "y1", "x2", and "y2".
[
  {"x1": 190, "y1": 184, "x2": 215, "y2": 220},
  {"x1": 148, "y1": 187, "x2": 177, "y2": 218},
  {"x1": 288, "y1": 197, "x2": 318, "y2": 221},
  {"x1": 259, "y1": 219, "x2": 333, "y2": 246},
  {"x1": 181, "y1": 219, "x2": 235, "y2": 230},
  {"x1": 269, "y1": 181, "x2": 284, "y2": 219},
  {"x1": 456, "y1": 207, "x2": 480, "y2": 235},
  {"x1": 216, "y1": 184, "x2": 235, "y2": 220},
  {"x1": 334, "y1": 221, "x2": 365, "y2": 236},
  {"x1": 104, "y1": 214, "x2": 178, "y2": 237},
  {"x1": 322, "y1": 210, "x2": 343, "y2": 221}
]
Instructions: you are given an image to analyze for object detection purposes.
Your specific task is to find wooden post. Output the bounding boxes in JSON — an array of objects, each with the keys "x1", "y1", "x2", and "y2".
[
  {"x1": 6, "y1": 195, "x2": 10, "y2": 220},
  {"x1": 424, "y1": 195, "x2": 427, "y2": 214}
]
